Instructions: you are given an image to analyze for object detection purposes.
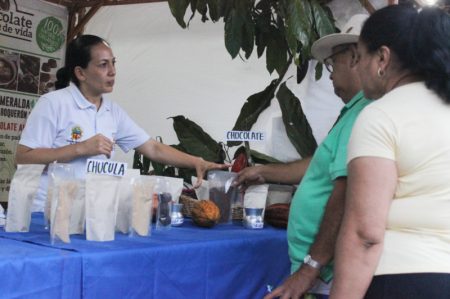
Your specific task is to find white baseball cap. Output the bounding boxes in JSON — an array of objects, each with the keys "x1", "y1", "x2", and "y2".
[{"x1": 311, "y1": 14, "x2": 369, "y2": 63}]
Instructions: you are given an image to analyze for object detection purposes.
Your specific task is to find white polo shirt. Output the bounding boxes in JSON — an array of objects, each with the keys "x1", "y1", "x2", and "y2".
[{"x1": 19, "y1": 83, "x2": 150, "y2": 211}]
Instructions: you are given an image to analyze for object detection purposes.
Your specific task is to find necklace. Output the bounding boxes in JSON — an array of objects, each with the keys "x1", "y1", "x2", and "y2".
[{"x1": 389, "y1": 73, "x2": 420, "y2": 91}]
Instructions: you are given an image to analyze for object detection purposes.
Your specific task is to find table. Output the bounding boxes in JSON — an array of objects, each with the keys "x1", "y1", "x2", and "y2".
[
  {"x1": 0, "y1": 213, "x2": 290, "y2": 298},
  {"x1": 0, "y1": 238, "x2": 81, "y2": 299}
]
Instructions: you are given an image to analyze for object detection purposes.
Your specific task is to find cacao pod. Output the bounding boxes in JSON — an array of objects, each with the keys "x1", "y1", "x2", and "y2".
[
  {"x1": 264, "y1": 203, "x2": 290, "y2": 229},
  {"x1": 191, "y1": 200, "x2": 221, "y2": 228},
  {"x1": 231, "y1": 152, "x2": 248, "y2": 173}
]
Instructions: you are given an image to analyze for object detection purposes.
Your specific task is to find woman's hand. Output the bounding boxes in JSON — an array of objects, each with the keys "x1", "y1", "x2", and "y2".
[
  {"x1": 193, "y1": 157, "x2": 229, "y2": 188},
  {"x1": 78, "y1": 134, "x2": 114, "y2": 158}
]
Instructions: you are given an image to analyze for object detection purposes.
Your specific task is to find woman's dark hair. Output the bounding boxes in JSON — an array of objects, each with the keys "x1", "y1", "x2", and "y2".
[
  {"x1": 55, "y1": 35, "x2": 108, "y2": 89},
  {"x1": 360, "y1": 5, "x2": 450, "y2": 103}
]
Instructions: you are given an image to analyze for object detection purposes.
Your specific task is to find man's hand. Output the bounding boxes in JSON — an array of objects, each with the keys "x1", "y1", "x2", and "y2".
[
  {"x1": 234, "y1": 165, "x2": 267, "y2": 188},
  {"x1": 264, "y1": 265, "x2": 319, "y2": 299}
]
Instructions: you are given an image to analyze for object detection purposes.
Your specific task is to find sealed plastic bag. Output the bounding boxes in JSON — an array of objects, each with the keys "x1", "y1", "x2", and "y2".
[
  {"x1": 191, "y1": 176, "x2": 209, "y2": 200},
  {"x1": 208, "y1": 170, "x2": 240, "y2": 224},
  {"x1": 116, "y1": 169, "x2": 141, "y2": 234},
  {"x1": 6, "y1": 164, "x2": 45, "y2": 232},
  {"x1": 50, "y1": 180, "x2": 77, "y2": 244},
  {"x1": 0, "y1": 204, "x2": 5, "y2": 227},
  {"x1": 154, "y1": 177, "x2": 172, "y2": 230},
  {"x1": 85, "y1": 173, "x2": 121, "y2": 241},
  {"x1": 69, "y1": 179, "x2": 85, "y2": 235},
  {"x1": 130, "y1": 175, "x2": 154, "y2": 236},
  {"x1": 45, "y1": 163, "x2": 73, "y2": 229},
  {"x1": 244, "y1": 184, "x2": 269, "y2": 217}
]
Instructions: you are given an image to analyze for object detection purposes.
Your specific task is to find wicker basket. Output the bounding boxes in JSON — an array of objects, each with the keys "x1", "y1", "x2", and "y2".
[{"x1": 179, "y1": 194, "x2": 243, "y2": 220}]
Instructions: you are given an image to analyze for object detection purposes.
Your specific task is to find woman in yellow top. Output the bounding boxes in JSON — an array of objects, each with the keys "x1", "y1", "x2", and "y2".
[{"x1": 330, "y1": 5, "x2": 450, "y2": 299}]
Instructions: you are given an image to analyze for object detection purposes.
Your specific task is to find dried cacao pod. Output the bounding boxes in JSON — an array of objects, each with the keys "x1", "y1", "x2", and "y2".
[
  {"x1": 264, "y1": 203, "x2": 290, "y2": 229},
  {"x1": 191, "y1": 200, "x2": 221, "y2": 228}
]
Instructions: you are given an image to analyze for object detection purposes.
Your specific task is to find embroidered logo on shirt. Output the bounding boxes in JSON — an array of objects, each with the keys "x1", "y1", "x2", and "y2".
[{"x1": 68, "y1": 126, "x2": 83, "y2": 144}]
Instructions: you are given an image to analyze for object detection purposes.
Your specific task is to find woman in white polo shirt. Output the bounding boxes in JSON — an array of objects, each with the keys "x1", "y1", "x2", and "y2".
[
  {"x1": 16, "y1": 35, "x2": 226, "y2": 211},
  {"x1": 330, "y1": 5, "x2": 450, "y2": 299}
]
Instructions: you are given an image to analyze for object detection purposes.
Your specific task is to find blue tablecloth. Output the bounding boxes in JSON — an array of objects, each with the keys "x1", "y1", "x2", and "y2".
[
  {"x1": 0, "y1": 213, "x2": 290, "y2": 298},
  {"x1": 0, "y1": 238, "x2": 81, "y2": 299}
]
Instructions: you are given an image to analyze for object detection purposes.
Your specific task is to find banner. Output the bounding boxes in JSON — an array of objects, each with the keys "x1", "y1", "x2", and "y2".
[{"x1": 0, "y1": 0, "x2": 68, "y2": 202}]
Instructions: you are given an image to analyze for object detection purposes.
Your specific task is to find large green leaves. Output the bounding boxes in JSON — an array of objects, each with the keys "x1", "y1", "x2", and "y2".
[
  {"x1": 250, "y1": 149, "x2": 282, "y2": 164},
  {"x1": 276, "y1": 82, "x2": 317, "y2": 157},
  {"x1": 169, "y1": 0, "x2": 335, "y2": 78},
  {"x1": 266, "y1": 26, "x2": 288, "y2": 75},
  {"x1": 310, "y1": 0, "x2": 335, "y2": 38},
  {"x1": 224, "y1": 3, "x2": 254, "y2": 59},
  {"x1": 228, "y1": 79, "x2": 279, "y2": 146},
  {"x1": 170, "y1": 115, "x2": 224, "y2": 163}
]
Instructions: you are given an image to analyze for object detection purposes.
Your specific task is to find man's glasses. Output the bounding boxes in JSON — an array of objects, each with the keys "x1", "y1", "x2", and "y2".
[{"x1": 323, "y1": 47, "x2": 350, "y2": 73}]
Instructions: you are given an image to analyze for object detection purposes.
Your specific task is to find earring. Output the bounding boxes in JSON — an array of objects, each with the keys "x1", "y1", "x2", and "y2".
[{"x1": 377, "y1": 68, "x2": 385, "y2": 77}]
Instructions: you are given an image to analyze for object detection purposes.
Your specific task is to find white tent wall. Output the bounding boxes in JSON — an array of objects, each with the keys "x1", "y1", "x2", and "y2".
[{"x1": 83, "y1": 1, "x2": 376, "y2": 165}]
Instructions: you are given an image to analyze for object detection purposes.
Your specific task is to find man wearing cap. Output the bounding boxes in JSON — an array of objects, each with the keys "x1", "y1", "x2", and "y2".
[{"x1": 234, "y1": 15, "x2": 371, "y2": 298}]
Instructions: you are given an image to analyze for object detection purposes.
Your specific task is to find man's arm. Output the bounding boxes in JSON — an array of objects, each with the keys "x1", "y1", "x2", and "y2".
[
  {"x1": 234, "y1": 157, "x2": 312, "y2": 186},
  {"x1": 264, "y1": 177, "x2": 347, "y2": 299}
]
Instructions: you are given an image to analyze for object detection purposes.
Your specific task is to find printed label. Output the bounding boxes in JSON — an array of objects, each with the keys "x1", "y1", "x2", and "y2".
[{"x1": 86, "y1": 159, "x2": 127, "y2": 177}]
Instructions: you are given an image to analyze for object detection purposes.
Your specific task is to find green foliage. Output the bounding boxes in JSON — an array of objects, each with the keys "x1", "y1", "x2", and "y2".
[
  {"x1": 141, "y1": 0, "x2": 337, "y2": 182},
  {"x1": 168, "y1": 0, "x2": 336, "y2": 76},
  {"x1": 276, "y1": 82, "x2": 317, "y2": 157},
  {"x1": 228, "y1": 79, "x2": 279, "y2": 147},
  {"x1": 170, "y1": 115, "x2": 224, "y2": 163}
]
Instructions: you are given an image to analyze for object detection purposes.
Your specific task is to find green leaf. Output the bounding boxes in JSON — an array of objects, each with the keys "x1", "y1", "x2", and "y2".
[
  {"x1": 207, "y1": 0, "x2": 220, "y2": 22},
  {"x1": 228, "y1": 79, "x2": 279, "y2": 146},
  {"x1": 310, "y1": 0, "x2": 336, "y2": 38},
  {"x1": 197, "y1": 0, "x2": 208, "y2": 22},
  {"x1": 250, "y1": 149, "x2": 282, "y2": 164},
  {"x1": 170, "y1": 115, "x2": 224, "y2": 163},
  {"x1": 315, "y1": 62, "x2": 323, "y2": 80},
  {"x1": 218, "y1": 0, "x2": 233, "y2": 19},
  {"x1": 190, "y1": 0, "x2": 197, "y2": 13},
  {"x1": 266, "y1": 27, "x2": 288, "y2": 75},
  {"x1": 168, "y1": 0, "x2": 190, "y2": 28},
  {"x1": 285, "y1": 0, "x2": 314, "y2": 58},
  {"x1": 241, "y1": 13, "x2": 255, "y2": 59},
  {"x1": 225, "y1": 9, "x2": 244, "y2": 59},
  {"x1": 276, "y1": 82, "x2": 317, "y2": 157},
  {"x1": 254, "y1": 9, "x2": 271, "y2": 58}
]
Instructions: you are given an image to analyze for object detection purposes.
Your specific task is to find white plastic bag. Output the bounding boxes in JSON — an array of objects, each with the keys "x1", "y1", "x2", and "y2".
[
  {"x1": 6, "y1": 164, "x2": 45, "y2": 232},
  {"x1": 130, "y1": 175, "x2": 154, "y2": 236},
  {"x1": 191, "y1": 176, "x2": 209, "y2": 200},
  {"x1": 244, "y1": 184, "x2": 269, "y2": 217},
  {"x1": 85, "y1": 173, "x2": 121, "y2": 241},
  {"x1": 116, "y1": 169, "x2": 141, "y2": 234},
  {"x1": 50, "y1": 180, "x2": 77, "y2": 244}
]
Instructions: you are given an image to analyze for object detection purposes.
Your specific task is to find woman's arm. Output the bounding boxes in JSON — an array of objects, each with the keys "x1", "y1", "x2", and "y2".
[
  {"x1": 15, "y1": 134, "x2": 114, "y2": 164},
  {"x1": 330, "y1": 157, "x2": 397, "y2": 299},
  {"x1": 136, "y1": 139, "x2": 228, "y2": 187}
]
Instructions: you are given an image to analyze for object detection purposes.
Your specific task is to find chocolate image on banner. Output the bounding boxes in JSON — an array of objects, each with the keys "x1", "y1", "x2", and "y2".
[{"x1": 0, "y1": 51, "x2": 18, "y2": 91}]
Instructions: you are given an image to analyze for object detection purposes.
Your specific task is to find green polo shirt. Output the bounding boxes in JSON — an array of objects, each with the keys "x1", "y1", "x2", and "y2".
[{"x1": 287, "y1": 91, "x2": 371, "y2": 282}]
